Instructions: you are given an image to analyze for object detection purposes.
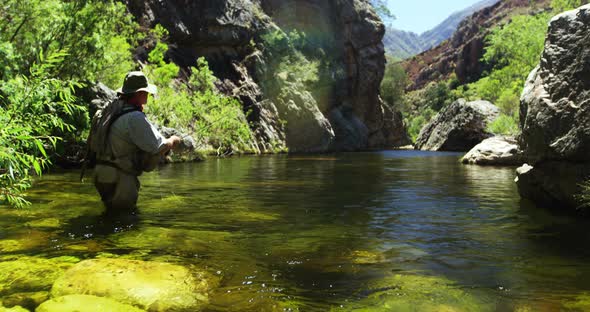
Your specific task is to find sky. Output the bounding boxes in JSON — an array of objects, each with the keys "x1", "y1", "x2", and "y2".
[{"x1": 385, "y1": 0, "x2": 484, "y2": 34}]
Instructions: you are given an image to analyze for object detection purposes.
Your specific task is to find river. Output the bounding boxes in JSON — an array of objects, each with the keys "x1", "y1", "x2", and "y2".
[{"x1": 3, "y1": 151, "x2": 590, "y2": 311}]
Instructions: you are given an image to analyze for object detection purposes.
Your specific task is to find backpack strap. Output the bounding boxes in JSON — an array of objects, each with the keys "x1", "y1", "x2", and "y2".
[{"x1": 80, "y1": 105, "x2": 141, "y2": 182}]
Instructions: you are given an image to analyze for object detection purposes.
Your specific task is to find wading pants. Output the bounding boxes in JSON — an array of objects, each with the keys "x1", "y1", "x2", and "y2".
[{"x1": 94, "y1": 164, "x2": 140, "y2": 214}]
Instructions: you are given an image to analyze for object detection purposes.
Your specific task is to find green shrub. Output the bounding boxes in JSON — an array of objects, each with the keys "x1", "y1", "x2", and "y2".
[
  {"x1": 487, "y1": 113, "x2": 519, "y2": 136},
  {"x1": 551, "y1": 0, "x2": 588, "y2": 12},
  {"x1": 381, "y1": 56, "x2": 408, "y2": 110},
  {"x1": 145, "y1": 54, "x2": 253, "y2": 154},
  {"x1": 406, "y1": 108, "x2": 435, "y2": 142},
  {"x1": 0, "y1": 51, "x2": 83, "y2": 208}
]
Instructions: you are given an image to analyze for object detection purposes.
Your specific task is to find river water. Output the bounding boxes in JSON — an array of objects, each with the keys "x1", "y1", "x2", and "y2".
[{"x1": 4, "y1": 151, "x2": 590, "y2": 311}]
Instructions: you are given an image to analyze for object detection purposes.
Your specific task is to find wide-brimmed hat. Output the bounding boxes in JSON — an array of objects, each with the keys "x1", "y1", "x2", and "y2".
[{"x1": 116, "y1": 71, "x2": 158, "y2": 95}]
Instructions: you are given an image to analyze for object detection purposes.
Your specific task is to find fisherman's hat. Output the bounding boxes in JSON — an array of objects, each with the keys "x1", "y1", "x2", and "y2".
[{"x1": 116, "y1": 71, "x2": 158, "y2": 95}]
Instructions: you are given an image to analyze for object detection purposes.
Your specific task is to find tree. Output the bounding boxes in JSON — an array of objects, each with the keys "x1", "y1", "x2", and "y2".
[
  {"x1": 381, "y1": 56, "x2": 407, "y2": 110},
  {"x1": 369, "y1": 0, "x2": 396, "y2": 24},
  {"x1": 551, "y1": 0, "x2": 588, "y2": 12}
]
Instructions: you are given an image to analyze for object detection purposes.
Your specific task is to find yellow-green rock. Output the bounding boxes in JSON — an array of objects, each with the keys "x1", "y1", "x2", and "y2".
[
  {"x1": 0, "y1": 256, "x2": 75, "y2": 295},
  {"x1": 0, "y1": 305, "x2": 28, "y2": 312},
  {"x1": 1, "y1": 291, "x2": 49, "y2": 310},
  {"x1": 337, "y1": 274, "x2": 490, "y2": 312},
  {"x1": 36, "y1": 295, "x2": 145, "y2": 312},
  {"x1": 51, "y1": 258, "x2": 212, "y2": 311}
]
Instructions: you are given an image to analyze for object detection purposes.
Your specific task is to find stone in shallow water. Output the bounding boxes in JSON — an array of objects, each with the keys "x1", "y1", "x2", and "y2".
[
  {"x1": 36, "y1": 294, "x2": 145, "y2": 312},
  {"x1": 51, "y1": 258, "x2": 212, "y2": 311},
  {"x1": 461, "y1": 136, "x2": 523, "y2": 166},
  {"x1": 0, "y1": 305, "x2": 29, "y2": 312},
  {"x1": 340, "y1": 274, "x2": 488, "y2": 311},
  {"x1": 1, "y1": 291, "x2": 49, "y2": 311},
  {"x1": 0, "y1": 256, "x2": 76, "y2": 296},
  {"x1": 24, "y1": 218, "x2": 61, "y2": 229}
]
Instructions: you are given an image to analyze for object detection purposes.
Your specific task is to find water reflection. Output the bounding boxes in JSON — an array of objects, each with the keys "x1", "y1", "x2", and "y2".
[{"x1": 3, "y1": 152, "x2": 590, "y2": 310}]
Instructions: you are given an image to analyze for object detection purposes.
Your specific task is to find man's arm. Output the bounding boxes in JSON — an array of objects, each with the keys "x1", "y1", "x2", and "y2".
[{"x1": 141, "y1": 135, "x2": 182, "y2": 172}]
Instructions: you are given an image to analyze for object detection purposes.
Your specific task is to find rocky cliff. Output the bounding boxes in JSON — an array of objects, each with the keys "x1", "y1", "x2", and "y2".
[
  {"x1": 516, "y1": 4, "x2": 590, "y2": 211},
  {"x1": 402, "y1": 0, "x2": 550, "y2": 91},
  {"x1": 125, "y1": 0, "x2": 409, "y2": 152}
]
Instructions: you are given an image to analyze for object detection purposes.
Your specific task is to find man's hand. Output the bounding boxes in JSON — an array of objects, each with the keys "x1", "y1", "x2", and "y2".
[{"x1": 169, "y1": 135, "x2": 182, "y2": 149}]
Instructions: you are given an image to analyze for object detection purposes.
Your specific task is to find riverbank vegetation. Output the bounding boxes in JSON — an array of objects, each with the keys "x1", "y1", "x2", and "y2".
[
  {"x1": 0, "y1": 1, "x2": 253, "y2": 207},
  {"x1": 382, "y1": 0, "x2": 587, "y2": 141}
]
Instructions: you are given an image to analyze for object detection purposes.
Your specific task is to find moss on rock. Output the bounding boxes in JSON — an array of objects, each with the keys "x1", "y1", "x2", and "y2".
[
  {"x1": 51, "y1": 258, "x2": 213, "y2": 311},
  {"x1": 36, "y1": 295, "x2": 145, "y2": 312},
  {"x1": 338, "y1": 274, "x2": 489, "y2": 312},
  {"x1": 0, "y1": 256, "x2": 75, "y2": 296}
]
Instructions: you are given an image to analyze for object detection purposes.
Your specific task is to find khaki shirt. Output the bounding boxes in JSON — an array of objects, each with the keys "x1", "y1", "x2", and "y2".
[{"x1": 109, "y1": 110, "x2": 166, "y2": 173}]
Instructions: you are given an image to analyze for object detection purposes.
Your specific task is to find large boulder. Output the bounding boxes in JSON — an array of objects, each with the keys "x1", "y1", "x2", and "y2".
[
  {"x1": 461, "y1": 136, "x2": 523, "y2": 166},
  {"x1": 415, "y1": 99, "x2": 499, "y2": 151},
  {"x1": 272, "y1": 81, "x2": 335, "y2": 153},
  {"x1": 516, "y1": 4, "x2": 590, "y2": 210},
  {"x1": 50, "y1": 258, "x2": 213, "y2": 311}
]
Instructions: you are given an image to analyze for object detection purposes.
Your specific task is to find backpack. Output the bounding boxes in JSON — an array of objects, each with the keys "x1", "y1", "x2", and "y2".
[{"x1": 80, "y1": 99, "x2": 139, "y2": 181}]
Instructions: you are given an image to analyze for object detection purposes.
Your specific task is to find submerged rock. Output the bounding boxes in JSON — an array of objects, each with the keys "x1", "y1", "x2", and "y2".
[
  {"x1": 1, "y1": 291, "x2": 49, "y2": 311},
  {"x1": 51, "y1": 258, "x2": 212, "y2": 311},
  {"x1": 415, "y1": 99, "x2": 499, "y2": 151},
  {"x1": 0, "y1": 305, "x2": 28, "y2": 312},
  {"x1": 461, "y1": 136, "x2": 523, "y2": 166},
  {"x1": 340, "y1": 273, "x2": 487, "y2": 311},
  {"x1": 36, "y1": 295, "x2": 145, "y2": 312},
  {"x1": 0, "y1": 257, "x2": 76, "y2": 296},
  {"x1": 517, "y1": 4, "x2": 590, "y2": 210}
]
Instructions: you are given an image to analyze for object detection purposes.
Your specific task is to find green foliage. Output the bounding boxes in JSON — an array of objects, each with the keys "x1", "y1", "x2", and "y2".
[
  {"x1": 551, "y1": 0, "x2": 588, "y2": 12},
  {"x1": 0, "y1": 0, "x2": 141, "y2": 207},
  {"x1": 406, "y1": 108, "x2": 435, "y2": 142},
  {"x1": 369, "y1": 0, "x2": 396, "y2": 24},
  {"x1": 487, "y1": 113, "x2": 519, "y2": 135},
  {"x1": 145, "y1": 54, "x2": 253, "y2": 155},
  {"x1": 454, "y1": 13, "x2": 551, "y2": 136},
  {"x1": 261, "y1": 30, "x2": 320, "y2": 89},
  {"x1": 0, "y1": 0, "x2": 138, "y2": 88},
  {"x1": 423, "y1": 81, "x2": 456, "y2": 111},
  {"x1": 0, "y1": 51, "x2": 83, "y2": 208},
  {"x1": 468, "y1": 14, "x2": 549, "y2": 103},
  {"x1": 381, "y1": 56, "x2": 408, "y2": 110}
]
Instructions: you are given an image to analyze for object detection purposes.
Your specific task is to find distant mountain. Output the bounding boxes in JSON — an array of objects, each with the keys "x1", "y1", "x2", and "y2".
[
  {"x1": 384, "y1": 0, "x2": 500, "y2": 59},
  {"x1": 382, "y1": 29, "x2": 424, "y2": 59}
]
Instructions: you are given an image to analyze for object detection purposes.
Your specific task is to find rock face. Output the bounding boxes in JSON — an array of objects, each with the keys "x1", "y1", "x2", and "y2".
[
  {"x1": 414, "y1": 99, "x2": 499, "y2": 151},
  {"x1": 125, "y1": 0, "x2": 409, "y2": 152},
  {"x1": 50, "y1": 258, "x2": 212, "y2": 311},
  {"x1": 516, "y1": 4, "x2": 590, "y2": 210},
  {"x1": 461, "y1": 136, "x2": 523, "y2": 165}
]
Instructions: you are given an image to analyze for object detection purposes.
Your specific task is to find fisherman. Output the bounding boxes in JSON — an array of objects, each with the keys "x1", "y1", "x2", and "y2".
[{"x1": 91, "y1": 71, "x2": 181, "y2": 214}]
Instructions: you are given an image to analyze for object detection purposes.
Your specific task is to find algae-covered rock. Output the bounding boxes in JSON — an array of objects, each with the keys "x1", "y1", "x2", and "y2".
[
  {"x1": 0, "y1": 305, "x2": 28, "y2": 312},
  {"x1": 36, "y1": 294, "x2": 145, "y2": 312},
  {"x1": 112, "y1": 226, "x2": 233, "y2": 255},
  {"x1": 340, "y1": 274, "x2": 489, "y2": 312},
  {"x1": 1, "y1": 291, "x2": 48, "y2": 311},
  {"x1": 562, "y1": 293, "x2": 590, "y2": 311},
  {"x1": 0, "y1": 256, "x2": 75, "y2": 295},
  {"x1": 25, "y1": 218, "x2": 61, "y2": 229},
  {"x1": 51, "y1": 258, "x2": 212, "y2": 311}
]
